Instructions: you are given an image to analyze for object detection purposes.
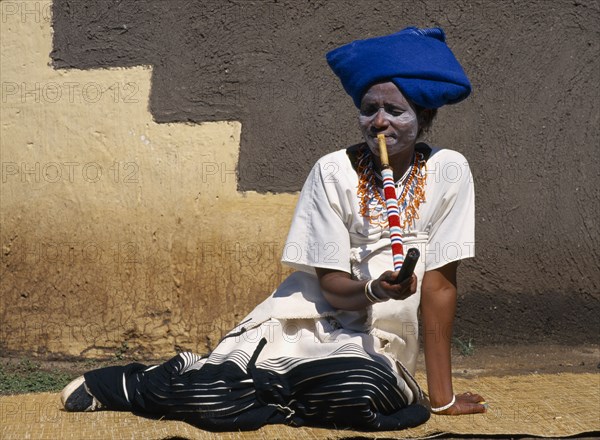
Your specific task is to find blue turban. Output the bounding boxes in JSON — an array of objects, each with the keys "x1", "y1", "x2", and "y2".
[{"x1": 326, "y1": 27, "x2": 471, "y2": 109}]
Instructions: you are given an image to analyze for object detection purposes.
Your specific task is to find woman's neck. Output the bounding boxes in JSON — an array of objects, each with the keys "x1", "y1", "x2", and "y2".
[{"x1": 372, "y1": 144, "x2": 416, "y2": 182}]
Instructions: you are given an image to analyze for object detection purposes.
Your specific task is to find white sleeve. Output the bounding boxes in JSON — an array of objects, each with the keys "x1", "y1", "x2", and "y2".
[
  {"x1": 281, "y1": 159, "x2": 352, "y2": 274},
  {"x1": 425, "y1": 154, "x2": 475, "y2": 271}
]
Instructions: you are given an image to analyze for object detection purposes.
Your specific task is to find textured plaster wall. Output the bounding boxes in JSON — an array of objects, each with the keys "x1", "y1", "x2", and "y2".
[
  {"x1": 0, "y1": 4, "x2": 297, "y2": 358},
  {"x1": 1, "y1": 0, "x2": 599, "y2": 358}
]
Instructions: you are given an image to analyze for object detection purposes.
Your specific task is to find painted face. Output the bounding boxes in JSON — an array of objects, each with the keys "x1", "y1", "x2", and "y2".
[{"x1": 358, "y1": 82, "x2": 419, "y2": 157}]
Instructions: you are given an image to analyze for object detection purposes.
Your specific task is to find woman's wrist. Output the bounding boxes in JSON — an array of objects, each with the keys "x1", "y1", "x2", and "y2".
[
  {"x1": 430, "y1": 394, "x2": 456, "y2": 413},
  {"x1": 364, "y1": 279, "x2": 388, "y2": 304}
]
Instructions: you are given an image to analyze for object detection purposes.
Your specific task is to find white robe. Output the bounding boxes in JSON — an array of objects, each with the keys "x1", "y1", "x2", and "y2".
[{"x1": 193, "y1": 144, "x2": 475, "y2": 405}]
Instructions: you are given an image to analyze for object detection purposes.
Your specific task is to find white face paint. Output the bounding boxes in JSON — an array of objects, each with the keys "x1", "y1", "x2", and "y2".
[{"x1": 358, "y1": 83, "x2": 420, "y2": 157}]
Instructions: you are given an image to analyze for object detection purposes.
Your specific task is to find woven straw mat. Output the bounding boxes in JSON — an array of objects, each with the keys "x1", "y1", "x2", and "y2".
[{"x1": 1, "y1": 372, "x2": 598, "y2": 439}]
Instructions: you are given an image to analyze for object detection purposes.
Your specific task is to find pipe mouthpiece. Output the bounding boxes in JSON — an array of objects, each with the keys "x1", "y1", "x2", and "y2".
[{"x1": 377, "y1": 134, "x2": 390, "y2": 167}]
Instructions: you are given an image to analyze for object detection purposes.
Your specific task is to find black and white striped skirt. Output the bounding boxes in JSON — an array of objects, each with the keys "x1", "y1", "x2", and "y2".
[{"x1": 84, "y1": 317, "x2": 430, "y2": 431}]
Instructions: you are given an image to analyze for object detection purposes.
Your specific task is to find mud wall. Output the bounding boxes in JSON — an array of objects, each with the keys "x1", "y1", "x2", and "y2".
[{"x1": 1, "y1": 0, "x2": 598, "y2": 358}]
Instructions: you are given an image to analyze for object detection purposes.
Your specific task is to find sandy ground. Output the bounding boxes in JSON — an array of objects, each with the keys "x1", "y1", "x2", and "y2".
[
  {"x1": 430, "y1": 343, "x2": 600, "y2": 377},
  {"x1": 2, "y1": 343, "x2": 599, "y2": 388}
]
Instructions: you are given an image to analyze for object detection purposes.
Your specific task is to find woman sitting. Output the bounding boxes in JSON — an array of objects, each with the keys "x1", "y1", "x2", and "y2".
[{"x1": 61, "y1": 26, "x2": 486, "y2": 432}]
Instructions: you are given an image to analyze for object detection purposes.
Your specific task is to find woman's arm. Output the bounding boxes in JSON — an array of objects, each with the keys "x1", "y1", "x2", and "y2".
[
  {"x1": 421, "y1": 261, "x2": 486, "y2": 415},
  {"x1": 314, "y1": 268, "x2": 417, "y2": 311}
]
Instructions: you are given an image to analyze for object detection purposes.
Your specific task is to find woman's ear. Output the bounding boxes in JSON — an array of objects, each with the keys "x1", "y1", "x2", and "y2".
[{"x1": 419, "y1": 108, "x2": 433, "y2": 126}]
